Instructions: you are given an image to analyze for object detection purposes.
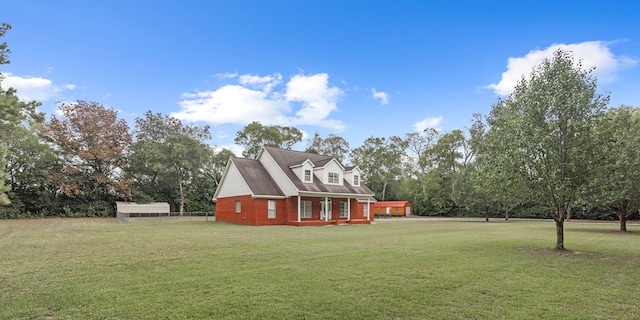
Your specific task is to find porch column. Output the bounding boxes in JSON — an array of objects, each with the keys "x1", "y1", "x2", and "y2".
[
  {"x1": 297, "y1": 196, "x2": 301, "y2": 222},
  {"x1": 347, "y1": 197, "x2": 351, "y2": 221},
  {"x1": 324, "y1": 196, "x2": 329, "y2": 221}
]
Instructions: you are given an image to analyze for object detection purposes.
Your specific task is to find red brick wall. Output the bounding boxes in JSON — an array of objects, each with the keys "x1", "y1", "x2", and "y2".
[
  {"x1": 216, "y1": 195, "x2": 252, "y2": 225},
  {"x1": 216, "y1": 195, "x2": 288, "y2": 225},
  {"x1": 217, "y1": 195, "x2": 374, "y2": 225},
  {"x1": 252, "y1": 198, "x2": 287, "y2": 225}
]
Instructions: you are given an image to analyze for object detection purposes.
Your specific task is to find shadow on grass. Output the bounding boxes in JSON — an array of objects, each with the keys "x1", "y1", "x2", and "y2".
[
  {"x1": 570, "y1": 227, "x2": 639, "y2": 236},
  {"x1": 519, "y1": 246, "x2": 586, "y2": 256}
]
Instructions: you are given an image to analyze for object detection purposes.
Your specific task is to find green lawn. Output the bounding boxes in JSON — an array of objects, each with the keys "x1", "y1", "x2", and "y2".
[{"x1": 1, "y1": 218, "x2": 639, "y2": 319}]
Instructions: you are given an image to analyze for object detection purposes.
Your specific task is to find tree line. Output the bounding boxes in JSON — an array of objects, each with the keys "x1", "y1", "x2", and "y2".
[{"x1": 2, "y1": 24, "x2": 640, "y2": 247}]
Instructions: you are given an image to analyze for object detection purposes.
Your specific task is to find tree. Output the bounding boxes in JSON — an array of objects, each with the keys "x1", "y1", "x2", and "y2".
[
  {"x1": 351, "y1": 136, "x2": 407, "y2": 200},
  {"x1": 305, "y1": 132, "x2": 350, "y2": 163},
  {"x1": 484, "y1": 50, "x2": 608, "y2": 250},
  {"x1": 588, "y1": 106, "x2": 640, "y2": 231},
  {"x1": 0, "y1": 22, "x2": 45, "y2": 205},
  {"x1": 0, "y1": 23, "x2": 11, "y2": 65},
  {"x1": 1, "y1": 122, "x2": 59, "y2": 217},
  {"x1": 452, "y1": 163, "x2": 496, "y2": 221},
  {"x1": 234, "y1": 121, "x2": 303, "y2": 159},
  {"x1": 42, "y1": 101, "x2": 132, "y2": 215},
  {"x1": 127, "y1": 111, "x2": 212, "y2": 214},
  {"x1": 202, "y1": 148, "x2": 235, "y2": 189},
  {"x1": 449, "y1": 114, "x2": 501, "y2": 221}
]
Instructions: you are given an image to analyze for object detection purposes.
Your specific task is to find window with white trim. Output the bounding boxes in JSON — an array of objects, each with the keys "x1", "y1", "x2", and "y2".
[
  {"x1": 301, "y1": 200, "x2": 312, "y2": 218},
  {"x1": 268, "y1": 200, "x2": 276, "y2": 219},
  {"x1": 353, "y1": 175, "x2": 360, "y2": 186},
  {"x1": 328, "y1": 172, "x2": 340, "y2": 184},
  {"x1": 304, "y1": 169, "x2": 312, "y2": 182},
  {"x1": 235, "y1": 200, "x2": 241, "y2": 213},
  {"x1": 339, "y1": 202, "x2": 348, "y2": 218},
  {"x1": 363, "y1": 204, "x2": 369, "y2": 217}
]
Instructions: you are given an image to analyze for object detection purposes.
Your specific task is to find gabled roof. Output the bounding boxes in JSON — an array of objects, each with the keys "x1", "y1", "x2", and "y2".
[
  {"x1": 263, "y1": 147, "x2": 375, "y2": 197},
  {"x1": 231, "y1": 157, "x2": 285, "y2": 197}
]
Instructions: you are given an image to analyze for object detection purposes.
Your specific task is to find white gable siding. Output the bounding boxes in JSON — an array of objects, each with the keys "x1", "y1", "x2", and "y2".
[
  {"x1": 291, "y1": 165, "x2": 302, "y2": 180},
  {"x1": 322, "y1": 161, "x2": 344, "y2": 185},
  {"x1": 215, "y1": 162, "x2": 253, "y2": 198},
  {"x1": 290, "y1": 160, "x2": 313, "y2": 183},
  {"x1": 344, "y1": 167, "x2": 362, "y2": 186},
  {"x1": 259, "y1": 150, "x2": 299, "y2": 196},
  {"x1": 302, "y1": 162, "x2": 314, "y2": 183}
]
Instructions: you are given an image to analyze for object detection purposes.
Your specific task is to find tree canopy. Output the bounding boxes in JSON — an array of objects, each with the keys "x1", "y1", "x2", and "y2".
[
  {"x1": 42, "y1": 101, "x2": 132, "y2": 214},
  {"x1": 588, "y1": 106, "x2": 640, "y2": 231},
  {"x1": 234, "y1": 121, "x2": 303, "y2": 159},
  {"x1": 483, "y1": 49, "x2": 609, "y2": 249},
  {"x1": 0, "y1": 22, "x2": 44, "y2": 205}
]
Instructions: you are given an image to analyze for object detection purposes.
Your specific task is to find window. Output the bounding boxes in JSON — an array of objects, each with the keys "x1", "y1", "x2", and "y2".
[
  {"x1": 235, "y1": 200, "x2": 241, "y2": 213},
  {"x1": 328, "y1": 172, "x2": 340, "y2": 184},
  {"x1": 301, "y1": 200, "x2": 312, "y2": 218},
  {"x1": 353, "y1": 175, "x2": 360, "y2": 186},
  {"x1": 363, "y1": 204, "x2": 369, "y2": 218},
  {"x1": 268, "y1": 200, "x2": 276, "y2": 219},
  {"x1": 304, "y1": 169, "x2": 312, "y2": 182},
  {"x1": 339, "y1": 202, "x2": 348, "y2": 218}
]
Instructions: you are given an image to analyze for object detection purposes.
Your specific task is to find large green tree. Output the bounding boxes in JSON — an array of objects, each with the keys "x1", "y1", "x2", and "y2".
[
  {"x1": 234, "y1": 121, "x2": 303, "y2": 159},
  {"x1": 484, "y1": 50, "x2": 608, "y2": 250},
  {"x1": 305, "y1": 132, "x2": 350, "y2": 163},
  {"x1": 0, "y1": 23, "x2": 45, "y2": 206},
  {"x1": 127, "y1": 111, "x2": 212, "y2": 214},
  {"x1": 588, "y1": 106, "x2": 640, "y2": 231},
  {"x1": 351, "y1": 136, "x2": 407, "y2": 200},
  {"x1": 1, "y1": 123, "x2": 59, "y2": 217}
]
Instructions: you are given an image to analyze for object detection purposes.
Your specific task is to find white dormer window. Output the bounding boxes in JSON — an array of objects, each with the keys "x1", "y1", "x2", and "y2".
[
  {"x1": 328, "y1": 172, "x2": 340, "y2": 184},
  {"x1": 304, "y1": 169, "x2": 312, "y2": 182},
  {"x1": 353, "y1": 175, "x2": 360, "y2": 186}
]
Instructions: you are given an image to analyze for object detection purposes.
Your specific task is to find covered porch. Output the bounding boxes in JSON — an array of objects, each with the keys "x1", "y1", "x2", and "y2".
[{"x1": 285, "y1": 192, "x2": 375, "y2": 226}]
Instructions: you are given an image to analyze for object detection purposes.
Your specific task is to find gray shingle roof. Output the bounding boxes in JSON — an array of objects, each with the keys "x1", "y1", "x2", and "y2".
[
  {"x1": 231, "y1": 157, "x2": 285, "y2": 197},
  {"x1": 263, "y1": 147, "x2": 375, "y2": 196}
]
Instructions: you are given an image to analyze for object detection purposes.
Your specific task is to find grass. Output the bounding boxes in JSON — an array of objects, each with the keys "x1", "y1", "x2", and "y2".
[{"x1": 1, "y1": 217, "x2": 639, "y2": 319}]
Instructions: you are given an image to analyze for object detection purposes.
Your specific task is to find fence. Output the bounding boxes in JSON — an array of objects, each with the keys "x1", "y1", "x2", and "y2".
[{"x1": 116, "y1": 211, "x2": 215, "y2": 223}]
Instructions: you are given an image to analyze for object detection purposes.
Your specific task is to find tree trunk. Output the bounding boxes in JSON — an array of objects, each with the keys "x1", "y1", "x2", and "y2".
[
  {"x1": 554, "y1": 218, "x2": 565, "y2": 250},
  {"x1": 381, "y1": 180, "x2": 388, "y2": 201},
  {"x1": 179, "y1": 178, "x2": 184, "y2": 216},
  {"x1": 618, "y1": 213, "x2": 627, "y2": 232},
  {"x1": 484, "y1": 206, "x2": 489, "y2": 222},
  {"x1": 505, "y1": 210, "x2": 509, "y2": 221}
]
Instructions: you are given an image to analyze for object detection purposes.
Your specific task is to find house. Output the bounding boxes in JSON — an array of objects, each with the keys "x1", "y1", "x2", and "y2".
[
  {"x1": 213, "y1": 146, "x2": 376, "y2": 226},
  {"x1": 371, "y1": 201, "x2": 413, "y2": 217}
]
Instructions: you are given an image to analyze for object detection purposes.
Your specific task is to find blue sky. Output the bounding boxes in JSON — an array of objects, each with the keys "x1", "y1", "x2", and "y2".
[{"x1": 3, "y1": 1, "x2": 639, "y2": 156}]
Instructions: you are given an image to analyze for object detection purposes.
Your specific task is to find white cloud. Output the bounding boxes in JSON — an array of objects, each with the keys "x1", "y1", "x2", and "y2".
[
  {"x1": 213, "y1": 72, "x2": 238, "y2": 80},
  {"x1": 238, "y1": 73, "x2": 282, "y2": 92},
  {"x1": 0, "y1": 72, "x2": 75, "y2": 101},
  {"x1": 487, "y1": 41, "x2": 637, "y2": 96},
  {"x1": 173, "y1": 72, "x2": 346, "y2": 131},
  {"x1": 371, "y1": 88, "x2": 389, "y2": 105},
  {"x1": 413, "y1": 116, "x2": 443, "y2": 132}
]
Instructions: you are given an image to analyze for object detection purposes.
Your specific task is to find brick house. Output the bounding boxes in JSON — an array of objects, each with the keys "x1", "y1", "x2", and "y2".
[{"x1": 213, "y1": 147, "x2": 376, "y2": 226}]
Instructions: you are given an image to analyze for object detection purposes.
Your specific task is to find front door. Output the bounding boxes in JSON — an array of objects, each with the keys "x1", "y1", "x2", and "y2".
[{"x1": 320, "y1": 199, "x2": 332, "y2": 221}]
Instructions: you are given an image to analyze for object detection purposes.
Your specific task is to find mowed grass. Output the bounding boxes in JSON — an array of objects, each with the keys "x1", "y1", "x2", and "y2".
[{"x1": 1, "y1": 218, "x2": 639, "y2": 319}]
